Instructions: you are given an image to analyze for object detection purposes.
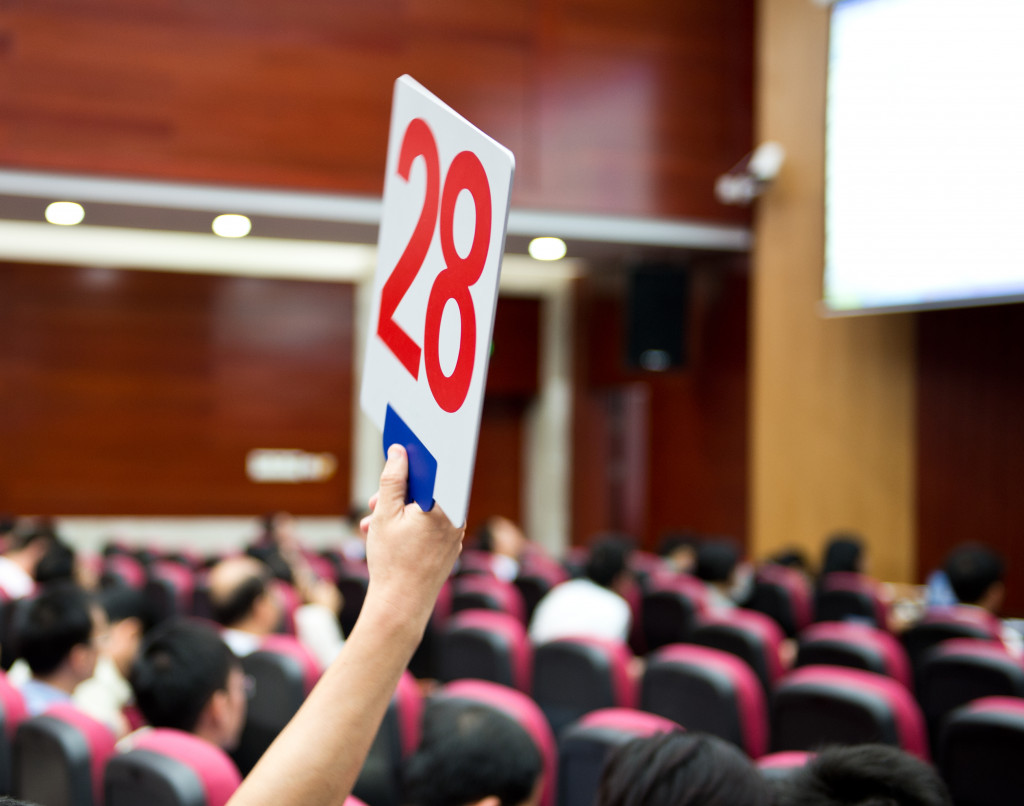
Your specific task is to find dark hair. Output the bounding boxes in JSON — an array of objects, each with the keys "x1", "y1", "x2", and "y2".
[
  {"x1": 34, "y1": 541, "x2": 76, "y2": 585},
  {"x1": 657, "y1": 532, "x2": 698, "y2": 558},
  {"x1": 822, "y1": 533, "x2": 864, "y2": 576},
  {"x1": 695, "y1": 540, "x2": 741, "y2": 583},
  {"x1": 130, "y1": 619, "x2": 238, "y2": 733},
  {"x1": 767, "y1": 548, "x2": 810, "y2": 572},
  {"x1": 210, "y1": 567, "x2": 271, "y2": 627},
  {"x1": 97, "y1": 586, "x2": 158, "y2": 633},
  {"x1": 771, "y1": 744, "x2": 952, "y2": 806},
  {"x1": 476, "y1": 520, "x2": 497, "y2": 553},
  {"x1": 245, "y1": 544, "x2": 294, "y2": 584},
  {"x1": 586, "y1": 536, "x2": 633, "y2": 589},
  {"x1": 596, "y1": 731, "x2": 770, "y2": 806},
  {"x1": 943, "y1": 543, "x2": 1004, "y2": 605},
  {"x1": 404, "y1": 700, "x2": 542, "y2": 806},
  {"x1": 15, "y1": 584, "x2": 96, "y2": 676},
  {"x1": 8, "y1": 527, "x2": 54, "y2": 554}
]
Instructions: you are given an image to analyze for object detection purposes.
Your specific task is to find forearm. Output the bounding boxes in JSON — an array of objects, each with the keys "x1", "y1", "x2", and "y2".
[{"x1": 227, "y1": 590, "x2": 428, "y2": 806}]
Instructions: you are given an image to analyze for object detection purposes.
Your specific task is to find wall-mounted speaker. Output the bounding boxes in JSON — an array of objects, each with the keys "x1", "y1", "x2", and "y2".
[{"x1": 626, "y1": 265, "x2": 691, "y2": 371}]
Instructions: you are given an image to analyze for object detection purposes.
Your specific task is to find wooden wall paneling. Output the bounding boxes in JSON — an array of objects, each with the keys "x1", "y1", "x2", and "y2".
[
  {"x1": 0, "y1": 263, "x2": 353, "y2": 515},
  {"x1": 751, "y1": 0, "x2": 915, "y2": 582},
  {"x1": 571, "y1": 261, "x2": 749, "y2": 550},
  {"x1": 0, "y1": 0, "x2": 754, "y2": 222},
  {"x1": 916, "y1": 304, "x2": 1024, "y2": 615}
]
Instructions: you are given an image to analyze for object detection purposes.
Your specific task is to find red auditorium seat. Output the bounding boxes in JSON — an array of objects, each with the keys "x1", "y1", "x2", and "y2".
[
  {"x1": 640, "y1": 574, "x2": 708, "y2": 652},
  {"x1": 352, "y1": 671, "x2": 422, "y2": 806},
  {"x1": 231, "y1": 636, "x2": 321, "y2": 775},
  {"x1": 814, "y1": 571, "x2": 888, "y2": 628},
  {"x1": 532, "y1": 636, "x2": 636, "y2": 737},
  {"x1": 0, "y1": 670, "x2": 28, "y2": 793},
  {"x1": 939, "y1": 696, "x2": 1024, "y2": 806},
  {"x1": 795, "y1": 621, "x2": 912, "y2": 691},
  {"x1": 437, "y1": 609, "x2": 532, "y2": 692},
  {"x1": 916, "y1": 638, "x2": 1024, "y2": 753},
  {"x1": 691, "y1": 608, "x2": 786, "y2": 694},
  {"x1": 105, "y1": 728, "x2": 242, "y2": 806},
  {"x1": 558, "y1": 708, "x2": 680, "y2": 806},
  {"x1": 515, "y1": 556, "x2": 568, "y2": 624},
  {"x1": 746, "y1": 564, "x2": 813, "y2": 638},
  {"x1": 901, "y1": 606, "x2": 1002, "y2": 674},
  {"x1": 450, "y1": 575, "x2": 526, "y2": 624},
  {"x1": 641, "y1": 643, "x2": 768, "y2": 758},
  {"x1": 13, "y1": 703, "x2": 116, "y2": 806},
  {"x1": 101, "y1": 553, "x2": 147, "y2": 589},
  {"x1": 436, "y1": 679, "x2": 557, "y2": 806},
  {"x1": 771, "y1": 665, "x2": 928, "y2": 759}
]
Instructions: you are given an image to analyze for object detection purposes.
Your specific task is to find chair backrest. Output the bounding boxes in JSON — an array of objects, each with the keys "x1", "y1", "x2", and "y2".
[
  {"x1": 451, "y1": 576, "x2": 526, "y2": 624},
  {"x1": 558, "y1": 708, "x2": 680, "y2": 806},
  {"x1": 437, "y1": 609, "x2": 532, "y2": 692},
  {"x1": 640, "y1": 575, "x2": 707, "y2": 652},
  {"x1": 230, "y1": 644, "x2": 311, "y2": 775},
  {"x1": 259, "y1": 633, "x2": 322, "y2": 694},
  {"x1": 691, "y1": 609, "x2": 786, "y2": 693},
  {"x1": 916, "y1": 638, "x2": 1024, "y2": 754},
  {"x1": 0, "y1": 671, "x2": 28, "y2": 793},
  {"x1": 771, "y1": 665, "x2": 928, "y2": 759},
  {"x1": 102, "y1": 553, "x2": 147, "y2": 589},
  {"x1": 796, "y1": 621, "x2": 913, "y2": 691},
  {"x1": 352, "y1": 671, "x2": 422, "y2": 806},
  {"x1": 901, "y1": 606, "x2": 1002, "y2": 674},
  {"x1": 269, "y1": 580, "x2": 301, "y2": 636},
  {"x1": 515, "y1": 557, "x2": 568, "y2": 625},
  {"x1": 337, "y1": 565, "x2": 369, "y2": 638},
  {"x1": 814, "y1": 572, "x2": 887, "y2": 628},
  {"x1": 13, "y1": 703, "x2": 116, "y2": 806},
  {"x1": 939, "y1": 696, "x2": 1024, "y2": 806},
  {"x1": 641, "y1": 643, "x2": 768, "y2": 758},
  {"x1": 532, "y1": 637, "x2": 636, "y2": 738},
  {"x1": 106, "y1": 728, "x2": 242, "y2": 806},
  {"x1": 437, "y1": 679, "x2": 557, "y2": 806},
  {"x1": 746, "y1": 565, "x2": 812, "y2": 638},
  {"x1": 150, "y1": 560, "x2": 197, "y2": 617}
]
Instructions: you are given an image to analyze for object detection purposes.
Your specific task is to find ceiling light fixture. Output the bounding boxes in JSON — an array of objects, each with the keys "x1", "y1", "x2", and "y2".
[
  {"x1": 212, "y1": 214, "x2": 252, "y2": 238},
  {"x1": 45, "y1": 201, "x2": 85, "y2": 226},
  {"x1": 528, "y1": 236, "x2": 567, "y2": 261}
]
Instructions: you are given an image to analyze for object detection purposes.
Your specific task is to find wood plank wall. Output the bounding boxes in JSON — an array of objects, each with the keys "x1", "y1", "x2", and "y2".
[{"x1": 0, "y1": 0, "x2": 753, "y2": 222}]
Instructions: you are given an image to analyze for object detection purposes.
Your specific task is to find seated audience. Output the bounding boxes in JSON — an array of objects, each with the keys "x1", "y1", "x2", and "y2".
[
  {"x1": 16, "y1": 583, "x2": 107, "y2": 715},
  {"x1": 474, "y1": 516, "x2": 528, "y2": 582},
  {"x1": 404, "y1": 699, "x2": 543, "y2": 806},
  {"x1": 528, "y1": 535, "x2": 634, "y2": 644},
  {"x1": 771, "y1": 744, "x2": 952, "y2": 806},
  {"x1": 0, "y1": 526, "x2": 55, "y2": 599},
  {"x1": 129, "y1": 618, "x2": 248, "y2": 752},
  {"x1": 595, "y1": 731, "x2": 771, "y2": 806},
  {"x1": 74, "y1": 586, "x2": 154, "y2": 737},
  {"x1": 941, "y1": 542, "x2": 1021, "y2": 656},
  {"x1": 694, "y1": 539, "x2": 752, "y2": 611},
  {"x1": 208, "y1": 554, "x2": 344, "y2": 669},
  {"x1": 656, "y1": 532, "x2": 698, "y2": 577}
]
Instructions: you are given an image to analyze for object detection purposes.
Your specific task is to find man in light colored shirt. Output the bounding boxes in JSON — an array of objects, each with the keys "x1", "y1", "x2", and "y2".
[
  {"x1": 17, "y1": 584, "x2": 107, "y2": 715},
  {"x1": 529, "y1": 536, "x2": 634, "y2": 645}
]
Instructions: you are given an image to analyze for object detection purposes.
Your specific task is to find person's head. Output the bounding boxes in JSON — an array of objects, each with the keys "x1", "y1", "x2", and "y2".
[
  {"x1": 822, "y1": 532, "x2": 865, "y2": 576},
  {"x1": 943, "y1": 543, "x2": 1005, "y2": 611},
  {"x1": 15, "y1": 583, "x2": 106, "y2": 688},
  {"x1": 4, "y1": 527, "x2": 55, "y2": 576},
  {"x1": 208, "y1": 555, "x2": 281, "y2": 633},
  {"x1": 767, "y1": 547, "x2": 810, "y2": 574},
  {"x1": 586, "y1": 536, "x2": 634, "y2": 593},
  {"x1": 695, "y1": 540, "x2": 741, "y2": 585},
  {"x1": 476, "y1": 517, "x2": 526, "y2": 561},
  {"x1": 657, "y1": 532, "x2": 698, "y2": 575},
  {"x1": 404, "y1": 700, "x2": 543, "y2": 806},
  {"x1": 34, "y1": 540, "x2": 77, "y2": 586},
  {"x1": 596, "y1": 731, "x2": 770, "y2": 806},
  {"x1": 771, "y1": 744, "x2": 952, "y2": 806},
  {"x1": 97, "y1": 586, "x2": 156, "y2": 678},
  {"x1": 130, "y1": 619, "x2": 247, "y2": 750}
]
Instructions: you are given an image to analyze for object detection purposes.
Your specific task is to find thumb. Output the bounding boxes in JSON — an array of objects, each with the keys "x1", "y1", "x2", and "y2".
[{"x1": 376, "y1": 444, "x2": 409, "y2": 520}]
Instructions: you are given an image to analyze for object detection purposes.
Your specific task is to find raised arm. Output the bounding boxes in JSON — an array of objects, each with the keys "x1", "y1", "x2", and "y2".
[{"x1": 227, "y1": 444, "x2": 464, "y2": 806}]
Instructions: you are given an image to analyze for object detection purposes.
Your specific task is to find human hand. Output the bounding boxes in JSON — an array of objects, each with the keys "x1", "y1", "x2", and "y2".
[{"x1": 363, "y1": 445, "x2": 464, "y2": 630}]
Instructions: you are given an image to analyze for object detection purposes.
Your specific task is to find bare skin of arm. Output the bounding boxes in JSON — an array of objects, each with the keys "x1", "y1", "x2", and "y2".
[{"x1": 227, "y1": 444, "x2": 464, "y2": 806}]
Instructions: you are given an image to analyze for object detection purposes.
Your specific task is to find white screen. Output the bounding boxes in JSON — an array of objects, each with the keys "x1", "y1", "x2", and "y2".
[{"x1": 824, "y1": 0, "x2": 1024, "y2": 314}]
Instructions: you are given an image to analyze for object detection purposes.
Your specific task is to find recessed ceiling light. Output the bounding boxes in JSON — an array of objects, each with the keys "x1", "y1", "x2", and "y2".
[
  {"x1": 528, "y1": 236, "x2": 567, "y2": 261},
  {"x1": 212, "y1": 214, "x2": 252, "y2": 238},
  {"x1": 45, "y1": 201, "x2": 85, "y2": 226}
]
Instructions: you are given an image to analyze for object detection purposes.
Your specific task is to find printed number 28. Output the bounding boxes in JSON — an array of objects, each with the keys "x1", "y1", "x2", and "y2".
[{"x1": 377, "y1": 118, "x2": 492, "y2": 414}]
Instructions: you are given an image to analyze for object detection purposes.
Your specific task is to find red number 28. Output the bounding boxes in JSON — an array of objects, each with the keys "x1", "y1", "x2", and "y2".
[{"x1": 377, "y1": 118, "x2": 492, "y2": 414}]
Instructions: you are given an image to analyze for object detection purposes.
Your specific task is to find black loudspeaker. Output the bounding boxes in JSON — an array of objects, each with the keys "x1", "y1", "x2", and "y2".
[{"x1": 626, "y1": 266, "x2": 691, "y2": 370}]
